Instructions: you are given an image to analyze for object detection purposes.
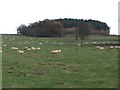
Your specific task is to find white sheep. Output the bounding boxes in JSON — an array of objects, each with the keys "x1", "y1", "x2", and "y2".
[
  {"x1": 36, "y1": 47, "x2": 40, "y2": 50},
  {"x1": 39, "y1": 43, "x2": 42, "y2": 45},
  {"x1": 110, "y1": 46, "x2": 114, "y2": 49},
  {"x1": 85, "y1": 42, "x2": 88, "y2": 44},
  {"x1": 31, "y1": 47, "x2": 36, "y2": 51},
  {"x1": 58, "y1": 43, "x2": 63, "y2": 45},
  {"x1": 25, "y1": 47, "x2": 28, "y2": 49},
  {"x1": 51, "y1": 50, "x2": 58, "y2": 54},
  {"x1": 45, "y1": 40, "x2": 48, "y2": 43},
  {"x1": 78, "y1": 43, "x2": 81, "y2": 46},
  {"x1": 95, "y1": 46, "x2": 104, "y2": 50},
  {"x1": 93, "y1": 42, "x2": 97, "y2": 45},
  {"x1": 114, "y1": 46, "x2": 119, "y2": 49},
  {"x1": 51, "y1": 49, "x2": 61, "y2": 54},
  {"x1": 3, "y1": 44, "x2": 6, "y2": 47},
  {"x1": 11, "y1": 47, "x2": 18, "y2": 50},
  {"x1": 27, "y1": 48, "x2": 32, "y2": 51},
  {"x1": 17, "y1": 50, "x2": 24, "y2": 54},
  {"x1": 53, "y1": 42, "x2": 56, "y2": 44},
  {"x1": 24, "y1": 47, "x2": 28, "y2": 50},
  {"x1": 58, "y1": 50, "x2": 61, "y2": 53},
  {"x1": 114, "y1": 46, "x2": 120, "y2": 49},
  {"x1": 96, "y1": 46, "x2": 101, "y2": 49},
  {"x1": 99, "y1": 47, "x2": 104, "y2": 50}
]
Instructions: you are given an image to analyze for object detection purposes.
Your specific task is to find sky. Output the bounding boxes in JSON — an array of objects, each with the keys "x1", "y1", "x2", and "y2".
[
  {"x1": 0, "y1": 0, "x2": 119, "y2": 35},
  {"x1": 118, "y1": 1, "x2": 120, "y2": 35}
]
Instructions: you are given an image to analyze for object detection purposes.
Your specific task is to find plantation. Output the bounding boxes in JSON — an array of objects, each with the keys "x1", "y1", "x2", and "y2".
[{"x1": 2, "y1": 35, "x2": 119, "y2": 88}]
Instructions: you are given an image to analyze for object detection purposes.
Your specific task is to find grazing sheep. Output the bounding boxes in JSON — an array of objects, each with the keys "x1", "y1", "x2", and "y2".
[
  {"x1": 58, "y1": 50, "x2": 61, "y2": 53},
  {"x1": 95, "y1": 46, "x2": 104, "y2": 50},
  {"x1": 114, "y1": 46, "x2": 120, "y2": 49},
  {"x1": 51, "y1": 50, "x2": 58, "y2": 54},
  {"x1": 25, "y1": 47, "x2": 28, "y2": 48},
  {"x1": 93, "y1": 42, "x2": 97, "y2": 45},
  {"x1": 27, "y1": 48, "x2": 32, "y2": 51},
  {"x1": 53, "y1": 42, "x2": 56, "y2": 44},
  {"x1": 39, "y1": 43, "x2": 42, "y2": 45},
  {"x1": 96, "y1": 46, "x2": 101, "y2": 49},
  {"x1": 17, "y1": 50, "x2": 24, "y2": 54},
  {"x1": 31, "y1": 47, "x2": 36, "y2": 51},
  {"x1": 45, "y1": 40, "x2": 48, "y2": 43},
  {"x1": 11, "y1": 47, "x2": 18, "y2": 50},
  {"x1": 78, "y1": 43, "x2": 81, "y2": 46},
  {"x1": 99, "y1": 47, "x2": 104, "y2": 50},
  {"x1": 51, "y1": 49, "x2": 61, "y2": 54},
  {"x1": 84, "y1": 42, "x2": 88, "y2": 44},
  {"x1": 58, "y1": 43, "x2": 63, "y2": 45},
  {"x1": 3, "y1": 44, "x2": 6, "y2": 47},
  {"x1": 110, "y1": 46, "x2": 114, "y2": 49},
  {"x1": 24, "y1": 47, "x2": 28, "y2": 50},
  {"x1": 114, "y1": 46, "x2": 119, "y2": 49},
  {"x1": 36, "y1": 47, "x2": 40, "y2": 50},
  {"x1": 31, "y1": 47, "x2": 37, "y2": 53}
]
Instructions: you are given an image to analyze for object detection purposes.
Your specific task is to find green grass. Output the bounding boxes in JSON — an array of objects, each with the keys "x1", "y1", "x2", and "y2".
[{"x1": 2, "y1": 35, "x2": 118, "y2": 88}]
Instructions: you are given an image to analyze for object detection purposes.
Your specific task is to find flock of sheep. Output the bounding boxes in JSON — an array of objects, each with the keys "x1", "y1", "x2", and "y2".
[
  {"x1": 1, "y1": 37, "x2": 64, "y2": 55},
  {"x1": 1, "y1": 36, "x2": 120, "y2": 55},
  {"x1": 1, "y1": 44, "x2": 119, "y2": 55},
  {"x1": 10, "y1": 46, "x2": 62, "y2": 54},
  {"x1": 11, "y1": 46, "x2": 41, "y2": 54},
  {"x1": 95, "y1": 45, "x2": 120, "y2": 50}
]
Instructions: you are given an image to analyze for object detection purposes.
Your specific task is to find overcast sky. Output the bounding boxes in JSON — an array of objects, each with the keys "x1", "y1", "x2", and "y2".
[
  {"x1": 118, "y1": 1, "x2": 120, "y2": 35},
  {"x1": 0, "y1": 0, "x2": 119, "y2": 35}
]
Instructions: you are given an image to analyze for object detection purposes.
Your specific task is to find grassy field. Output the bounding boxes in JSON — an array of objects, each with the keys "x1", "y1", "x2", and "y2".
[{"x1": 2, "y1": 35, "x2": 119, "y2": 88}]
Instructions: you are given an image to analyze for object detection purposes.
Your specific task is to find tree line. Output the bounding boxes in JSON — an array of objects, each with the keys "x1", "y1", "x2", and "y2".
[
  {"x1": 55, "y1": 18, "x2": 109, "y2": 30},
  {"x1": 17, "y1": 18, "x2": 110, "y2": 38}
]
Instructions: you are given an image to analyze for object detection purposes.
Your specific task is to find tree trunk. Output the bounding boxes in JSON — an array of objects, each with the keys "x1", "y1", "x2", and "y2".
[
  {"x1": 76, "y1": 35, "x2": 78, "y2": 40},
  {"x1": 80, "y1": 40, "x2": 83, "y2": 46}
]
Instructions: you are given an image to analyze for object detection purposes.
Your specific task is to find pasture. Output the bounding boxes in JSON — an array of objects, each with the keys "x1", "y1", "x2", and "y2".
[{"x1": 2, "y1": 35, "x2": 119, "y2": 88}]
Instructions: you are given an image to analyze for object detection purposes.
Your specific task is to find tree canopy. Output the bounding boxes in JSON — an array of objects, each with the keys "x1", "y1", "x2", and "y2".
[
  {"x1": 17, "y1": 20, "x2": 64, "y2": 37},
  {"x1": 17, "y1": 18, "x2": 110, "y2": 37},
  {"x1": 76, "y1": 21, "x2": 93, "y2": 40}
]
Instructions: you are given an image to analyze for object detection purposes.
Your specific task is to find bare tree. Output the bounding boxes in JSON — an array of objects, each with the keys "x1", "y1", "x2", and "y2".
[{"x1": 76, "y1": 21, "x2": 93, "y2": 45}]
